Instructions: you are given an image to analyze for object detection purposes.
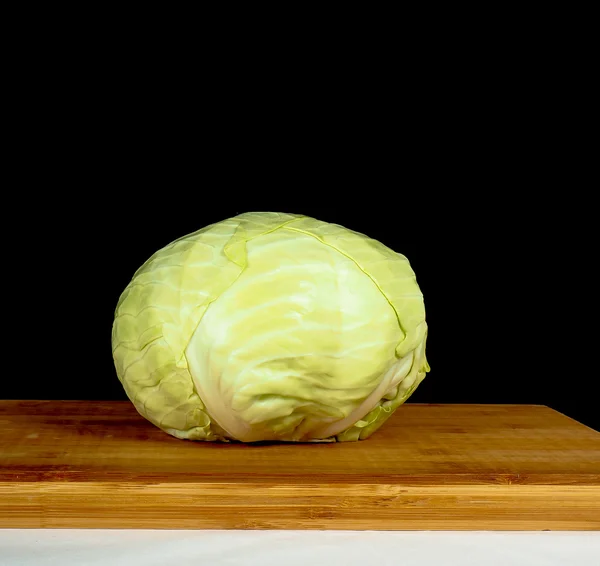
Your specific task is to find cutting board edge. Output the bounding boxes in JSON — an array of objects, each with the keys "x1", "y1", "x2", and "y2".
[{"x1": 2, "y1": 481, "x2": 599, "y2": 531}]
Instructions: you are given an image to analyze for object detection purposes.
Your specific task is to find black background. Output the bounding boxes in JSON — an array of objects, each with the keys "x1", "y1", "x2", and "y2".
[{"x1": 6, "y1": 45, "x2": 596, "y2": 432}]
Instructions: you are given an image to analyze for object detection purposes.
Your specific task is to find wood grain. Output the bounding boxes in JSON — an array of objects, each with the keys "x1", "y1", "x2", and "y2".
[{"x1": 1, "y1": 401, "x2": 599, "y2": 530}]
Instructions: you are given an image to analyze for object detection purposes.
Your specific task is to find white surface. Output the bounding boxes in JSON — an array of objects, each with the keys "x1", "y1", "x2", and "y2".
[{"x1": 1, "y1": 530, "x2": 599, "y2": 566}]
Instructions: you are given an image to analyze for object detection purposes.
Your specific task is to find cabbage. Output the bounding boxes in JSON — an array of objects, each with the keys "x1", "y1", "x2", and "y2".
[{"x1": 112, "y1": 212, "x2": 429, "y2": 442}]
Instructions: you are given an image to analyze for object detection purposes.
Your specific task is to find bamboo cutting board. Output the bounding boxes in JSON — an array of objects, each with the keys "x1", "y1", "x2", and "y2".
[{"x1": 1, "y1": 401, "x2": 599, "y2": 530}]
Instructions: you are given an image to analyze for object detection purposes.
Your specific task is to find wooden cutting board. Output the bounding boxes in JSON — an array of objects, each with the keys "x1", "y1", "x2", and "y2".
[{"x1": 1, "y1": 401, "x2": 598, "y2": 530}]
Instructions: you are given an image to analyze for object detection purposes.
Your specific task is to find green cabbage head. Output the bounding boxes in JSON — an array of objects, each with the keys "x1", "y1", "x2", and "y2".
[{"x1": 112, "y1": 213, "x2": 429, "y2": 442}]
